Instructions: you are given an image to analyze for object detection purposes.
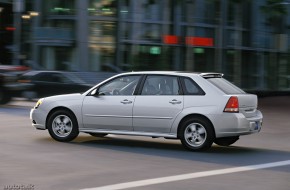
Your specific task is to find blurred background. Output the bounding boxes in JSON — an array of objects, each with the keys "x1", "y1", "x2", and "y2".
[{"x1": 0, "y1": 0, "x2": 290, "y2": 103}]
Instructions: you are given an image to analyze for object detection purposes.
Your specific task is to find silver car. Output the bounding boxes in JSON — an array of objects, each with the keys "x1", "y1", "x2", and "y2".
[{"x1": 30, "y1": 71, "x2": 263, "y2": 151}]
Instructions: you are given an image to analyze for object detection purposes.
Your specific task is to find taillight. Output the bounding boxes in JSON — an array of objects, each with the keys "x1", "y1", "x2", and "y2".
[{"x1": 224, "y1": 96, "x2": 239, "y2": 113}]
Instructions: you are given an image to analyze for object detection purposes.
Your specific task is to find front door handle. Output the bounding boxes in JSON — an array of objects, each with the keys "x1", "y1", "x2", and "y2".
[
  {"x1": 121, "y1": 99, "x2": 133, "y2": 104},
  {"x1": 169, "y1": 99, "x2": 182, "y2": 104}
]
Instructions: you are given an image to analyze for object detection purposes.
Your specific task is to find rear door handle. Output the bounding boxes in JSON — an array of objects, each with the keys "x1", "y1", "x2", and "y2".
[
  {"x1": 121, "y1": 99, "x2": 133, "y2": 104},
  {"x1": 169, "y1": 99, "x2": 182, "y2": 104}
]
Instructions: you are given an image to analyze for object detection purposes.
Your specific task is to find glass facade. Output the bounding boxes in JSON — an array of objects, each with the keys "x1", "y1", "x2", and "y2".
[
  {"x1": 19, "y1": 0, "x2": 290, "y2": 91},
  {"x1": 89, "y1": 21, "x2": 116, "y2": 71},
  {"x1": 45, "y1": 0, "x2": 76, "y2": 15},
  {"x1": 88, "y1": 0, "x2": 117, "y2": 17}
]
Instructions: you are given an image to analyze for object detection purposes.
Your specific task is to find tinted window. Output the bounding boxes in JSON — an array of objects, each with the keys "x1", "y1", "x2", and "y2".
[
  {"x1": 182, "y1": 77, "x2": 205, "y2": 95},
  {"x1": 97, "y1": 75, "x2": 141, "y2": 96},
  {"x1": 37, "y1": 73, "x2": 73, "y2": 83},
  {"x1": 207, "y1": 78, "x2": 245, "y2": 94},
  {"x1": 141, "y1": 75, "x2": 179, "y2": 95},
  {"x1": 35, "y1": 73, "x2": 54, "y2": 82}
]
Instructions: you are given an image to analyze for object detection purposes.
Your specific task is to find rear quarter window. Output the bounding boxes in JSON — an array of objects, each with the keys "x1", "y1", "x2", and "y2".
[
  {"x1": 181, "y1": 77, "x2": 205, "y2": 95},
  {"x1": 207, "y1": 78, "x2": 245, "y2": 94}
]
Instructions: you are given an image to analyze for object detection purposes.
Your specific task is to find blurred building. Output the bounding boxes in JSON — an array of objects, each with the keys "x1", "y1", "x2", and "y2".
[
  {"x1": 5, "y1": 0, "x2": 290, "y2": 91},
  {"x1": 0, "y1": 0, "x2": 13, "y2": 63}
]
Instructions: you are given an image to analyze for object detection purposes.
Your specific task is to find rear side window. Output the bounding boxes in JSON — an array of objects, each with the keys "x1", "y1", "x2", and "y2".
[
  {"x1": 207, "y1": 78, "x2": 245, "y2": 94},
  {"x1": 141, "y1": 75, "x2": 180, "y2": 95}
]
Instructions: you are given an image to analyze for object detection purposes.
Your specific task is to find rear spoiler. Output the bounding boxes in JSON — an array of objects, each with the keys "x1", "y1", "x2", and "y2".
[{"x1": 200, "y1": 73, "x2": 224, "y2": 79}]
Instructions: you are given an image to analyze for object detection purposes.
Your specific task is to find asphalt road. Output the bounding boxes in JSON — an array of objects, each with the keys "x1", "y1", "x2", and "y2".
[{"x1": 0, "y1": 97, "x2": 289, "y2": 190}]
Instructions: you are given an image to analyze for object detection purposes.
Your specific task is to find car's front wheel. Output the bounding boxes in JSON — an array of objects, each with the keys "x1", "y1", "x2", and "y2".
[
  {"x1": 47, "y1": 109, "x2": 79, "y2": 142},
  {"x1": 214, "y1": 136, "x2": 239, "y2": 146},
  {"x1": 179, "y1": 117, "x2": 215, "y2": 151}
]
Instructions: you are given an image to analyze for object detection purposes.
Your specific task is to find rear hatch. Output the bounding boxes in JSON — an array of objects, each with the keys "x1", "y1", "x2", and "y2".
[
  {"x1": 235, "y1": 94, "x2": 258, "y2": 118},
  {"x1": 203, "y1": 74, "x2": 258, "y2": 118}
]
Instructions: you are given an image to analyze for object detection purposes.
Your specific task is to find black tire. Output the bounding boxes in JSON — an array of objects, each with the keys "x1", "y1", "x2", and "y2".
[
  {"x1": 179, "y1": 117, "x2": 215, "y2": 151},
  {"x1": 0, "y1": 89, "x2": 12, "y2": 104},
  {"x1": 88, "y1": 133, "x2": 108, "y2": 137},
  {"x1": 47, "y1": 109, "x2": 79, "y2": 142},
  {"x1": 214, "y1": 136, "x2": 239, "y2": 146}
]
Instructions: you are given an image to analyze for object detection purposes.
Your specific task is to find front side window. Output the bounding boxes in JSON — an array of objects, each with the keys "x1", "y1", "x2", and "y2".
[
  {"x1": 95, "y1": 75, "x2": 141, "y2": 96},
  {"x1": 141, "y1": 75, "x2": 179, "y2": 95}
]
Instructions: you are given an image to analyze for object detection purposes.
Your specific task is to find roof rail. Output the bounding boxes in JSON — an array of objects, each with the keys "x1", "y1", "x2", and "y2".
[{"x1": 200, "y1": 73, "x2": 224, "y2": 78}]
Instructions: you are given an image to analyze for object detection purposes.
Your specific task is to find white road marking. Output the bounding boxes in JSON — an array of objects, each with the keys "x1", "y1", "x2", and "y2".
[{"x1": 81, "y1": 160, "x2": 290, "y2": 190}]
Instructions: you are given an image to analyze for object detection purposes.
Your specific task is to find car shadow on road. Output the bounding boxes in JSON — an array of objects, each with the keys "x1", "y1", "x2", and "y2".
[{"x1": 65, "y1": 135, "x2": 290, "y2": 170}]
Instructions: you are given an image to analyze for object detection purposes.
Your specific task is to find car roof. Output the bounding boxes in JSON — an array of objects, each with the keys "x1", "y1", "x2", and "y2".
[
  {"x1": 22, "y1": 70, "x2": 65, "y2": 76},
  {"x1": 119, "y1": 71, "x2": 223, "y2": 78},
  {"x1": 22, "y1": 71, "x2": 224, "y2": 79}
]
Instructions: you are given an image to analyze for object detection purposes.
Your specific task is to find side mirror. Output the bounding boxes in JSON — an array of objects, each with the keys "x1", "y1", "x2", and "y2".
[
  {"x1": 90, "y1": 89, "x2": 98, "y2": 96},
  {"x1": 91, "y1": 89, "x2": 106, "y2": 96}
]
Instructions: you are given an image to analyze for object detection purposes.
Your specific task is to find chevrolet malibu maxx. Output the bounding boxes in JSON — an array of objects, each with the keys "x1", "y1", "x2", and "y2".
[{"x1": 30, "y1": 71, "x2": 263, "y2": 151}]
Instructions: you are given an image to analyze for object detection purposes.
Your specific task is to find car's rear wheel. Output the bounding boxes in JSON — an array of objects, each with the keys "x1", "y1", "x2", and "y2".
[
  {"x1": 47, "y1": 110, "x2": 79, "y2": 142},
  {"x1": 88, "y1": 133, "x2": 108, "y2": 137},
  {"x1": 179, "y1": 117, "x2": 214, "y2": 151},
  {"x1": 214, "y1": 136, "x2": 239, "y2": 146}
]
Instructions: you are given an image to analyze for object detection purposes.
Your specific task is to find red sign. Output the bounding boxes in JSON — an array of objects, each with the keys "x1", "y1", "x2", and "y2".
[
  {"x1": 163, "y1": 35, "x2": 214, "y2": 46},
  {"x1": 5, "y1": 27, "x2": 16, "y2": 31},
  {"x1": 163, "y1": 35, "x2": 179, "y2": 44},
  {"x1": 186, "y1": 37, "x2": 213, "y2": 46},
  {"x1": 163, "y1": 35, "x2": 213, "y2": 47}
]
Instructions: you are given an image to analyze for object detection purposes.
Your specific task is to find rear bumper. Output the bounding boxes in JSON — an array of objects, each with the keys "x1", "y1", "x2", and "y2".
[{"x1": 214, "y1": 110, "x2": 263, "y2": 138}]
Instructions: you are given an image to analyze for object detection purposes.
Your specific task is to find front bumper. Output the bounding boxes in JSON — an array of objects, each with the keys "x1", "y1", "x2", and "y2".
[{"x1": 30, "y1": 108, "x2": 46, "y2": 130}]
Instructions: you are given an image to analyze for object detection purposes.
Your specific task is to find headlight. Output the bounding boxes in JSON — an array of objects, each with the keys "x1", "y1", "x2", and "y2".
[{"x1": 34, "y1": 98, "x2": 43, "y2": 109}]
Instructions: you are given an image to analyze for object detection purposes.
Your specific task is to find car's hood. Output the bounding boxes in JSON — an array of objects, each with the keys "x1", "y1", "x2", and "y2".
[{"x1": 44, "y1": 93, "x2": 83, "y2": 102}]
